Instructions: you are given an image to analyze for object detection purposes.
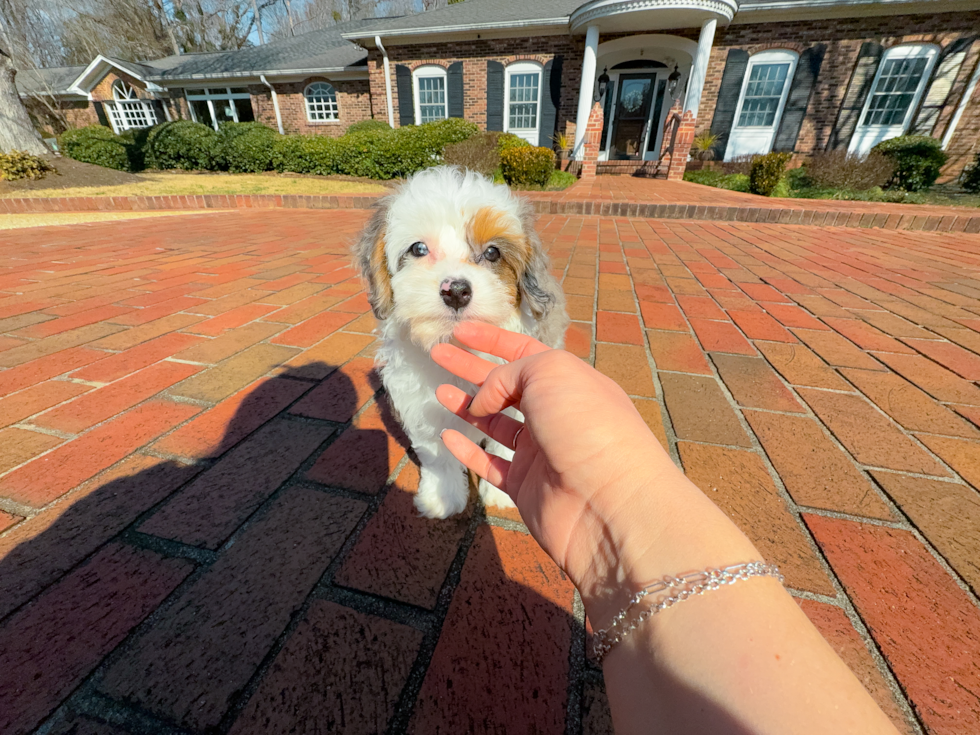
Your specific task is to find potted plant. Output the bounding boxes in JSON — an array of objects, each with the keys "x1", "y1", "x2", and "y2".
[
  {"x1": 690, "y1": 132, "x2": 720, "y2": 165},
  {"x1": 552, "y1": 132, "x2": 572, "y2": 170}
]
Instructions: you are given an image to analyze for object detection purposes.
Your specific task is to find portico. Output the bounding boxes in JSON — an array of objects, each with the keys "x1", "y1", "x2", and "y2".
[{"x1": 569, "y1": 0, "x2": 737, "y2": 166}]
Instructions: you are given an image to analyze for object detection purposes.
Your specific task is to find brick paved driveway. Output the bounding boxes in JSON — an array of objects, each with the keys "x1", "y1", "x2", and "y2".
[{"x1": 1, "y1": 209, "x2": 979, "y2": 735}]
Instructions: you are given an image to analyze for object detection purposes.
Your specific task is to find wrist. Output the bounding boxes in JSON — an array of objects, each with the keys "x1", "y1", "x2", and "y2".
[{"x1": 565, "y1": 463, "x2": 761, "y2": 631}]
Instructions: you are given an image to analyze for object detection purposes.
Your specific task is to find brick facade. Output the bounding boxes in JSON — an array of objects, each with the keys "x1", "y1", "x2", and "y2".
[
  {"x1": 696, "y1": 11, "x2": 980, "y2": 177},
  {"x1": 366, "y1": 35, "x2": 585, "y2": 139},
  {"x1": 250, "y1": 77, "x2": 373, "y2": 136}
]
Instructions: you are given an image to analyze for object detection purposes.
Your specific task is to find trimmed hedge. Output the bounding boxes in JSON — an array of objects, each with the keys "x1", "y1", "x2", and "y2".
[
  {"x1": 749, "y1": 152, "x2": 792, "y2": 196},
  {"x1": 872, "y1": 135, "x2": 947, "y2": 192},
  {"x1": 214, "y1": 122, "x2": 281, "y2": 173},
  {"x1": 962, "y1": 151, "x2": 980, "y2": 194},
  {"x1": 442, "y1": 131, "x2": 501, "y2": 177},
  {"x1": 346, "y1": 119, "x2": 392, "y2": 134},
  {"x1": 145, "y1": 120, "x2": 217, "y2": 171},
  {"x1": 501, "y1": 146, "x2": 555, "y2": 187},
  {"x1": 58, "y1": 125, "x2": 134, "y2": 172}
]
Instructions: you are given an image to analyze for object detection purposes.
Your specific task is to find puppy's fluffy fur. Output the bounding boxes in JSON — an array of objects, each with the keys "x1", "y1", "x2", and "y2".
[{"x1": 355, "y1": 166, "x2": 568, "y2": 518}]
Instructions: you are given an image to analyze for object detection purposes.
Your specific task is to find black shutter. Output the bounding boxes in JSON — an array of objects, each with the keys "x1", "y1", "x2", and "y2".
[
  {"x1": 93, "y1": 101, "x2": 109, "y2": 127},
  {"x1": 774, "y1": 44, "x2": 825, "y2": 153},
  {"x1": 539, "y1": 56, "x2": 562, "y2": 148},
  {"x1": 829, "y1": 42, "x2": 883, "y2": 150},
  {"x1": 911, "y1": 37, "x2": 975, "y2": 135},
  {"x1": 708, "y1": 49, "x2": 750, "y2": 160},
  {"x1": 447, "y1": 61, "x2": 464, "y2": 118},
  {"x1": 150, "y1": 99, "x2": 166, "y2": 125},
  {"x1": 395, "y1": 64, "x2": 414, "y2": 126},
  {"x1": 486, "y1": 60, "x2": 504, "y2": 132}
]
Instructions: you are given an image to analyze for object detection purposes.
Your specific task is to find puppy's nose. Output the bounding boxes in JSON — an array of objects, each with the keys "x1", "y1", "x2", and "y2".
[{"x1": 440, "y1": 279, "x2": 472, "y2": 310}]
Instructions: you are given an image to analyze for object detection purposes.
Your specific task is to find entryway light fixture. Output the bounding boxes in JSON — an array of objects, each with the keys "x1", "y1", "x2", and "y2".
[
  {"x1": 667, "y1": 64, "x2": 681, "y2": 99},
  {"x1": 595, "y1": 68, "x2": 609, "y2": 102}
]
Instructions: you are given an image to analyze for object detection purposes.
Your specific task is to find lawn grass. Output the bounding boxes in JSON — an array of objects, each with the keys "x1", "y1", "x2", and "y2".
[{"x1": 4, "y1": 172, "x2": 389, "y2": 198}]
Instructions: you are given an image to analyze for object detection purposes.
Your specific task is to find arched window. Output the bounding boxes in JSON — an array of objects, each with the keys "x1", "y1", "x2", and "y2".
[
  {"x1": 849, "y1": 43, "x2": 940, "y2": 155},
  {"x1": 106, "y1": 79, "x2": 157, "y2": 132},
  {"x1": 413, "y1": 65, "x2": 447, "y2": 124},
  {"x1": 305, "y1": 81, "x2": 339, "y2": 122},
  {"x1": 725, "y1": 49, "x2": 798, "y2": 160},
  {"x1": 505, "y1": 61, "x2": 543, "y2": 146}
]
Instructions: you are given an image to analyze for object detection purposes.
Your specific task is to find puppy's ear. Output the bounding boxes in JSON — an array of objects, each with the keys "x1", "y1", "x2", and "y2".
[
  {"x1": 354, "y1": 201, "x2": 394, "y2": 320},
  {"x1": 518, "y1": 209, "x2": 569, "y2": 348}
]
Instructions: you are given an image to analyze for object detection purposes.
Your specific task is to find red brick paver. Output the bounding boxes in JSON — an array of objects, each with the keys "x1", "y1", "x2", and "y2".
[{"x1": 2, "y1": 209, "x2": 980, "y2": 735}]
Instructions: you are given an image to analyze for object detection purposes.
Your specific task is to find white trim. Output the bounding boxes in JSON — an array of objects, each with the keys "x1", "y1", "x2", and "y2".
[
  {"x1": 343, "y1": 18, "x2": 569, "y2": 42},
  {"x1": 68, "y1": 54, "x2": 164, "y2": 95},
  {"x1": 186, "y1": 85, "x2": 256, "y2": 130},
  {"x1": 943, "y1": 53, "x2": 980, "y2": 150},
  {"x1": 304, "y1": 81, "x2": 339, "y2": 122},
  {"x1": 260, "y1": 75, "x2": 284, "y2": 134},
  {"x1": 571, "y1": 0, "x2": 737, "y2": 31},
  {"x1": 848, "y1": 43, "x2": 940, "y2": 156},
  {"x1": 573, "y1": 25, "x2": 601, "y2": 159},
  {"x1": 151, "y1": 68, "x2": 369, "y2": 83},
  {"x1": 376, "y1": 35, "x2": 395, "y2": 128},
  {"x1": 724, "y1": 49, "x2": 798, "y2": 161},
  {"x1": 683, "y1": 17, "x2": 716, "y2": 117},
  {"x1": 505, "y1": 61, "x2": 543, "y2": 146},
  {"x1": 412, "y1": 64, "x2": 448, "y2": 125}
]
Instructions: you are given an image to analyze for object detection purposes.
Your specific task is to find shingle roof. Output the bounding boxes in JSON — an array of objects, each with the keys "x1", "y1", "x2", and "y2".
[
  {"x1": 342, "y1": 0, "x2": 581, "y2": 38},
  {"x1": 145, "y1": 19, "x2": 376, "y2": 79},
  {"x1": 16, "y1": 65, "x2": 87, "y2": 96}
]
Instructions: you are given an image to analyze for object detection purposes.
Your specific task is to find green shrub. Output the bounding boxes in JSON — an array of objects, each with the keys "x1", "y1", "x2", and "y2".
[
  {"x1": 497, "y1": 133, "x2": 530, "y2": 154},
  {"x1": 0, "y1": 150, "x2": 55, "y2": 180},
  {"x1": 58, "y1": 125, "x2": 133, "y2": 171},
  {"x1": 749, "y1": 152, "x2": 792, "y2": 196},
  {"x1": 500, "y1": 146, "x2": 555, "y2": 187},
  {"x1": 213, "y1": 122, "x2": 280, "y2": 173},
  {"x1": 443, "y1": 131, "x2": 501, "y2": 177},
  {"x1": 872, "y1": 135, "x2": 947, "y2": 192},
  {"x1": 721, "y1": 173, "x2": 751, "y2": 192},
  {"x1": 346, "y1": 119, "x2": 392, "y2": 134},
  {"x1": 684, "y1": 169, "x2": 751, "y2": 192},
  {"x1": 272, "y1": 135, "x2": 342, "y2": 175},
  {"x1": 962, "y1": 151, "x2": 980, "y2": 194},
  {"x1": 145, "y1": 120, "x2": 217, "y2": 171}
]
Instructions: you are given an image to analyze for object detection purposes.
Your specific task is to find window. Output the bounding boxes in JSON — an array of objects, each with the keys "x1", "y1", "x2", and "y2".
[
  {"x1": 185, "y1": 87, "x2": 255, "y2": 130},
  {"x1": 849, "y1": 44, "x2": 939, "y2": 155},
  {"x1": 105, "y1": 80, "x2": 157, "y2": 132},
  {"x1": 505, "y1": 61, "x2": 542, "y2": 145},
  {"x1": 305, "y1": 82, "x2": 339, "y2": 121},
  {"x1": 413, "y1": 66, "x2": 447, "y2": 124},
  {"x1": 724, "y1": 50, "x2": 798, "y2": 161},
  {"x1": 737, "y1": 63, "x2": 791, "y2": 127}
]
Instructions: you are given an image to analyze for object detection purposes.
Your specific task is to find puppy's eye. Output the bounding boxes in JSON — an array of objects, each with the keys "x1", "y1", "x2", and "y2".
[
  {"x1": 409, "y1": 242, "x2": 428, "y2": 257},
  {"x1": 483, "y1": 246, "x2": 501, "y2": 263}
]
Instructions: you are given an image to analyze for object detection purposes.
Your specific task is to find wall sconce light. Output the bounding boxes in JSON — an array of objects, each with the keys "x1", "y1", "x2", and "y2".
[
  {"x1": 594, "y1": 67, "x2": 609, "y2": 102},
  {"x1": 667, "y1": 64, "x2": 681, "y2": 99}
]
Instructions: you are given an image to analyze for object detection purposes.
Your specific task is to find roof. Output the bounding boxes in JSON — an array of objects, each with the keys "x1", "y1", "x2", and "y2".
[
  {"x1": 145, "y1": 19, "x2": 376, "y2": 80},
  {"x1": 16, "y1": 65, "x2": 87, "y2": 96},
  {"x1": 343, "y1": 0, "x2": 580, "y2": 39}
]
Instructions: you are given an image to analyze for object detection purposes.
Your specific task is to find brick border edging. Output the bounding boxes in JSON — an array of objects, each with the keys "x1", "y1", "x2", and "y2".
[{"x1": 3, "y1": 194, "x2": 979, "y2": 232}]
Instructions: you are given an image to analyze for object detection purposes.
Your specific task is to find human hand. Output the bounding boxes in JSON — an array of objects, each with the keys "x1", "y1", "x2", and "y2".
[{"x1": 431, "y1": 321, "x2": 713, "y2": 619}]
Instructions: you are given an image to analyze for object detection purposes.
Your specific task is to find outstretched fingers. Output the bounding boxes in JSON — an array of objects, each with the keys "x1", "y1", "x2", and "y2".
[
  {"x1": 436, "y1": 384, "x2": 525, "y2": 450},
  {"x1": 454, "y1": 322, "x2": 551, "y2": 362},
  {"x1": 441, "y1": 429, "x2": 511, "y2": 491}
]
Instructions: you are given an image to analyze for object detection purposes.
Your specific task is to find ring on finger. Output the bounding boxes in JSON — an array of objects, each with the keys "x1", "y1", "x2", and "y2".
[{"x1": 513, "y1": 425, "x2": 525, "y2": 447}]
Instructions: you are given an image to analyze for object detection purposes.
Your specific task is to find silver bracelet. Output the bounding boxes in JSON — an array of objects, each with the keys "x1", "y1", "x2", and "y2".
[{"x1": 592, "y1": 561, "x2": 784, "y2": 664}]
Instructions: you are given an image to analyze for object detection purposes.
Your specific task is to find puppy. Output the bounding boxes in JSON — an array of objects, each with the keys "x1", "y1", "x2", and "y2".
[{"x1": 354, "y1": 166, "x2": 568, "y2": 519}]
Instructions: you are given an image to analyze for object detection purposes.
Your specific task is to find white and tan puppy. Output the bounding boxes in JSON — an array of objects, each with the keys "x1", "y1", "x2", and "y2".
[{"x1": 355, "y1": 166, "x2": 568, "y2": 519}]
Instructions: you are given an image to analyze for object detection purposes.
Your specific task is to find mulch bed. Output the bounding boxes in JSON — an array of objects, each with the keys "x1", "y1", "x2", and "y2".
[{"x1": 0, "y1": 156, "x2": 143, "y2": 194}]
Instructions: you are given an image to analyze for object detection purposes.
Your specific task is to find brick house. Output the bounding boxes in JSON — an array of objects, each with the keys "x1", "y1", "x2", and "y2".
[{"x1": 18, "y1": 0, "x2": 980, "y2": 180}]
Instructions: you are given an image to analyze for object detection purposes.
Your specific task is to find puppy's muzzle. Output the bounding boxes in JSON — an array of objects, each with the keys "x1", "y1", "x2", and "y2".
[{"x1": 440, "y1": 278, "x2": 472, "y2": 311}]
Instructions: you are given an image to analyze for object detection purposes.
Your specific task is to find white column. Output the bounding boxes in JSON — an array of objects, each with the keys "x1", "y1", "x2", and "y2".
[
  {"x1": 684, "y1": 17, "x2": 717, "y2": 118},
  {"x1": 573, "y1": 24, "x2": 601, "y2": 160}
]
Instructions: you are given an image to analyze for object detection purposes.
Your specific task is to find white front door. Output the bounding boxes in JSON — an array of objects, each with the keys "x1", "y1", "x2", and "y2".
[
  {"x1": 599, "y1": 69, "x2": 671, "y2": 162},
  {"x1": 848, "y1": 44, "x2": 939, "y2": 156},
  {"x1": 725, "y1": 50, "x2": 797, "y2": 161}
]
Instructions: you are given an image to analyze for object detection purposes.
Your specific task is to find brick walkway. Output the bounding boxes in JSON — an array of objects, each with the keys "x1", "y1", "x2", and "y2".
[{"x1": 1, "y1": 210, "x2": 979, "y2": 735}]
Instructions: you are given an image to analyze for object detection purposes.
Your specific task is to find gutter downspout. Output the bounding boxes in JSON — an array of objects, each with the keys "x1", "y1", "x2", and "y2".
[
  {"x1": 376, "y1": 35, "x2": 395, "y2": 128},
  {"x1": 260, "y1": 74, "x2": 284, "y2": 134},
  {"x1": 942, "y1": 56, "x2": 980, "y2": 151}
]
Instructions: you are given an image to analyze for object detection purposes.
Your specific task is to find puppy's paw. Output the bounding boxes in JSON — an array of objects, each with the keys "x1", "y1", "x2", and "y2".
[
  {"x1": 478, "y1": 478, "x2": 517, "y2": 510},
  {"x1": 415, "y1": 468, "x2": 468, "y2": 519}
]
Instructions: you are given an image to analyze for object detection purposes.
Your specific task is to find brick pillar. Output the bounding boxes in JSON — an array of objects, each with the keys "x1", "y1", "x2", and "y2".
[
  {"x1": 667, "y1": 110, "x2": 697, "y2": 181},
  {"x1": 580, "y1": 101, "x2": 604, "y2": 181}
]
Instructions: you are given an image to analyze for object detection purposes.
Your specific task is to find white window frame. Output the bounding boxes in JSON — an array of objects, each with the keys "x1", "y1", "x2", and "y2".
[
  {"x1": 185, "y1": 86, "x2": 253, "y2": 130},
  {"x1": 724, "y1": 49, "x2": 798, "y2": 161},
  {"x1": 105, "y1": 80, "x2": 157, "y2": 133},
  {"x1": 304, "y1": 81, "x2": 339, "y2": 122},
  {"x1": 848, "y1": 43, "x2": 940, "y2": 156},
  {"x1": 505, "y1": 61, "x2": 543, "y2": 146},
  {"x1": 412, "y1": 65, "x2": 447, "y2": 125}
]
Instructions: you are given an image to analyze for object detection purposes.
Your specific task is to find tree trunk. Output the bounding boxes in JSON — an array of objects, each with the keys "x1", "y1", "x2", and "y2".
[{"x1": 0, "y1": 47, "x2": 48, "y2": 154}]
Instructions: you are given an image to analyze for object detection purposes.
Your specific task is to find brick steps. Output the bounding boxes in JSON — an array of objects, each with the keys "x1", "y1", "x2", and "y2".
[{"x1": 4, "y1": 192, "x2": 979, "y2": 231}]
